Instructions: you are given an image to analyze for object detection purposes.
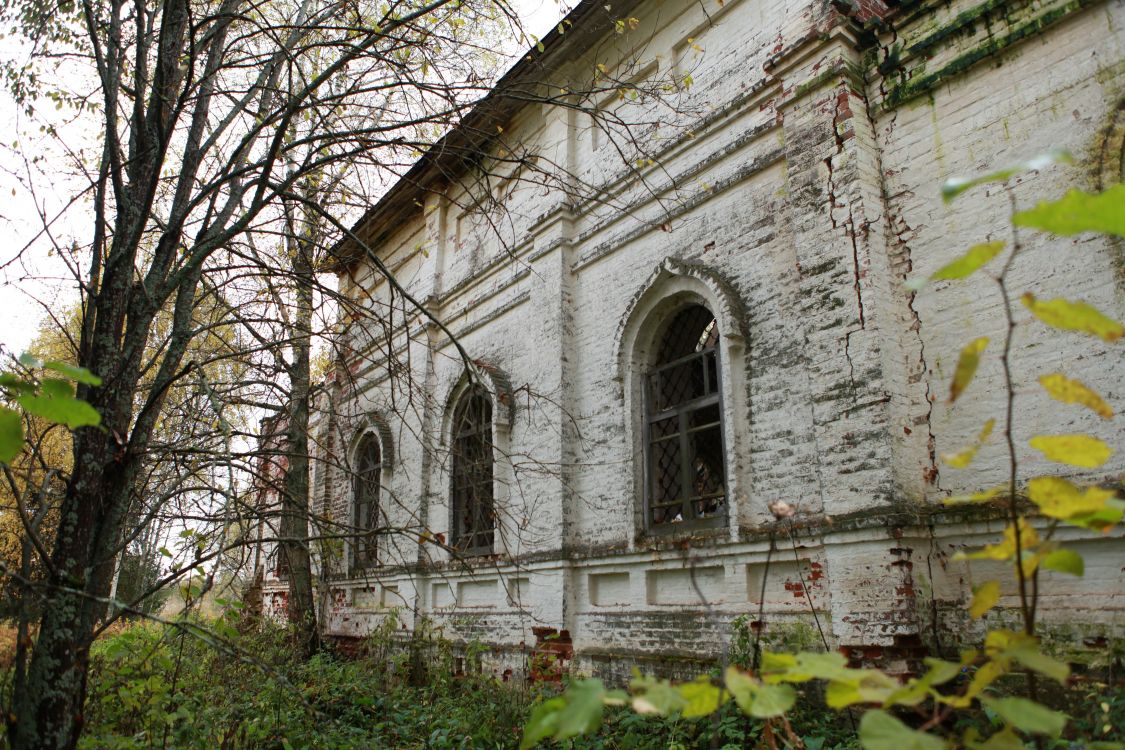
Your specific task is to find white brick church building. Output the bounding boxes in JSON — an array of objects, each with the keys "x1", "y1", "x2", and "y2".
[{"x1": 261, "y1": 0, "x2": 1125, "y2": 674}]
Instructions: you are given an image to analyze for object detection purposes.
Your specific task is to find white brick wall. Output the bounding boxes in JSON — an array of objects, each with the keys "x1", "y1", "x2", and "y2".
[{"x1": 291, "y1": 0, "x2": 1125, "y2": 672}]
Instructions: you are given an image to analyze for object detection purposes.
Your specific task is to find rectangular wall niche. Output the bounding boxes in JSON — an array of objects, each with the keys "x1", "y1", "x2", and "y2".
[
  {"x1": 352, "y1": 588, "x2": 378, "y2": 608},
  {"x1": 589, "y1": 572, "x2": 631, "y2": 607},
  {"x1": 380, "y1": 584, "x2": 401, "y2": 608},
  {"x1": 647, "y1": 566, "x2": 725, "y2": 606},
  {"x1": 431, "y1": 582, "x2": 456, "y2": 609},
  {"x1": 457, "y1": 579, "x2": 497, "y2": 608},
  {"x1": 746, "y1": 559, "x2": 814, "y2": 606}
]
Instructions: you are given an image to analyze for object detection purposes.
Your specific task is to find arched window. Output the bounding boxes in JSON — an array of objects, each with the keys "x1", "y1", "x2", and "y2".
[
  {"x1": 353, "y1": 433, "x2": 381, "y2": 566},
  {"x1": 643, "y1": 304, "x2": 727, "y2": 529},
  {"x1": 451, "y1": 385, "x2": 495, "y2": 554}
]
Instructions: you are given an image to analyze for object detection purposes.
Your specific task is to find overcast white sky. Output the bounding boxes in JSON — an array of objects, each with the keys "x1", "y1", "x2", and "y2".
[{"x1": 0, "y1": 0, "x2": 570, "y2": 357}]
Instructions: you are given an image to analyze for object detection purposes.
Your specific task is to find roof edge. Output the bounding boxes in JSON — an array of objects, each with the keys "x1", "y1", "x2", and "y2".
[{"x1": 328, "y1": 0, "x2": 645, "y2": 272}]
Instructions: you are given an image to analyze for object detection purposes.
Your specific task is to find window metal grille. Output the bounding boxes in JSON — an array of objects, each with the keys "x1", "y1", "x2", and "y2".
[
  {"x1": 643, "y1": 305, "x2": 726, "y2": 529},
  {"x1": 451, "y1": 386, "x2": 495, "y2": 554},
  {"x1": 353, "y1": 434, "x2": 381, "y2": 566}
]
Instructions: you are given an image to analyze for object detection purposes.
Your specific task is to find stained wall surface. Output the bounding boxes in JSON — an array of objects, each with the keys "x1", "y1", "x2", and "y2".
[{"x1": 259, "y1": 0, "x2": 1125, "y2": 673}]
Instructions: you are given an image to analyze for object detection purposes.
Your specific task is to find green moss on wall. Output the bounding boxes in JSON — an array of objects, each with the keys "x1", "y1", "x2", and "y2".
[{"x1": 882, "y1": 0, "x2": 1097, "y2": 110}]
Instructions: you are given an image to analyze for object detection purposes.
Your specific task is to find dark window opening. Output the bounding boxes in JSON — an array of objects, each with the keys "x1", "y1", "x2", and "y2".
[
  {"x1": 451, "y1": 386, "x2": 495, "y2": 554},
  {"x1": 271, "y1": 544, "x2": 290, "y2": 580},
  {"x1": 643, "y1": 305, "x2": 727, "y2": 529},
  {"x1": 353, "y1": 434, "x2": 381, "y2": 567}
]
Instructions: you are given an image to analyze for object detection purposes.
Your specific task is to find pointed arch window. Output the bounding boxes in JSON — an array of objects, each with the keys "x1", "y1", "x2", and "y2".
[
  {"x1": 451, "y1": 385, "x2": 495, "y2": 554},
  {"x1": 643, "y1": 304, "x2": 727, "y2": 529},
  {"x1": 353, "y1": 434, "x2": 382, "y2": 567}
]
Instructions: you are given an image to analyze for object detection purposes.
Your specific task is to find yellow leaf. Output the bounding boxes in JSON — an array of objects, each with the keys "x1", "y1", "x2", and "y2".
[
  {"x1": 1029, "y1": 434, "x2": 1113, "y2": 468},
  {"x1": 941, "y1": 659, "x2": 1007, "y2": 708},
  {"x1": 950, "y1": 337, "x2": 989, "y2": 403},
  {"x1": 1038, "y1": 373, "x2": 1113, "y2": 418},
  {"x1": 944, "y1": 486, "x2": 1006, "y2": 506},
  {"x1": 984, "y1": 628, "x2": 1030, "y2": 656},
  {"x1": 1026, "y1": 476, "x2": 1115, "y2": 520},
  {"x1": 1021, "y1": 294, "x2": 1125, "y2": 342},
  {"x1": 955, "y1": 519, "x2": 1039, "y2": 563},
  {"x1": 942, "y1": 419, "x2": 995, "y2": 469},
  {"x1": 969, "y1": 580, "x2": 1001, "y2": 619}
]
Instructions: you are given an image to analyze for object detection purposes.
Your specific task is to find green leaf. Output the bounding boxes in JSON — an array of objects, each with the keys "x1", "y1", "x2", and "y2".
[
  {"x1": 1022, "y1": 294, "x2": 1125, "y2": 342},
  {"x1": 1041, "y1": 548, "x2": 1084, "y2": 576},
  {"x1": 1067, "y1": 498, "x2": 1125, "y2": 531},
  {"x1": 950, "y1": 337, "x2": 988, "y2": 403},
  {"x1": 555, "y1": 679, "x2": 607, "y2": 740},
  {"x1": 1009, "y1": 647, "x2": 1070, "y2": 684},
  {"x1": 16, "y1": 393, "x2": 101, "y2": 429},
  {"x1": 17, "y1": 353, "x2": 43, "y2": 369},
  {"x1": 751, "y1": 683, "x2": 797, "y2": 718},
  {"x1": 724, "y1": 667, "x2": 795, "y2": 718},
  {"x1": 982, "y1": 697, "x2": 1067, "y2": 737},
  {"x1": 859, "y1": 709, "x2": 946, "y2": 750},
  {"x1": 907, "y1": 241, "x2": 1005, "y2": 290},
  {"x1": 725, "y1": 665, "x2": 758, "y2": 716},
  {"x1": 43, "y1": 360, "x2": 102, "y2": 386},
  {"x1": 676, "y1": 677, "x2": 726, "y2": 718},
  {"x1": 1029, "y1": 435, "x2": 1113, "y2": 468},
  {"x1": 919, "y1": 658, "x2": 962, "y2": 687},
  {"x1": 885, "y1": 657, "x2": 964, "y2": 707},
  {"x1": 824, "y1": 671, "x2": 900, "y2": 709},
  {"x1": 39, "y1": 378, "x2": 73, "y2": 398},
  {"x1": 760, "y1": 651, "x2": 852, "y2": 683},
  {"x1": 0, "y1": 407, "x2": 23, "y2": 464},
  {"x1": 631, "y1": 675, "x2": 685, "y2": 716},
  {"x1": 969, "y1": 580, "x2": 1001, "y2": 619},
  {"x1": 1012, "y1": 183, "x2": 1125, "y2": 238},
  {"x1": 941, "y1": 150, "x2": 1071, "y2": 202},
  {"x1": 213, "y1": 620, "x2": 240, "y2": 641},
  {"x1": 0, "y1": 373, "x2": 35, "y2": 394},
  {"x1": 522, "y1": 699, "x2": 564, "y2": 750},
  {"x1": 964, "y1": 727, "x2": 1029, "y2": 750}
]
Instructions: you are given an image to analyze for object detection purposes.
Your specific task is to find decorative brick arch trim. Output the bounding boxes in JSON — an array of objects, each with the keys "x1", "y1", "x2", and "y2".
[
  {"x1": 614, "y1": 257, "x2": 749, "y2": 383},
  {"x1": 613, "y1": 256, "x2": 751, "y2": 543},
  {"x1": 347, "y1": 411, "x2": 395, "y2": 468},
  {"x1": 439, "y1": 359, "x2": 516, "y2": 444}
]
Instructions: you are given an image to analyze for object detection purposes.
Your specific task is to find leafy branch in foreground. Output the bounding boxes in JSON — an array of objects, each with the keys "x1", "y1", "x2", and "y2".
[
  {"x1": 0, "y1": 353, "x2": 101, "y2": 465},
  {"x1": 521, "y1": 156, "x2": 1125, "y2": 750}
]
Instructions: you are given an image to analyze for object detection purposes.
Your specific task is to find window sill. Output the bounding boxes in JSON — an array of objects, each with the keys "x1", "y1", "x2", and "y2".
[{"x1": 636, "y1": 518, "x2": 729, "y2": 549}]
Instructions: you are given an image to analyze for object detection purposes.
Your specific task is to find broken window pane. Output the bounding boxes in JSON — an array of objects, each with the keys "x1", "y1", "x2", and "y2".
[{"x1": 644, "y1": 305, "x2": 727, "y2": 529}]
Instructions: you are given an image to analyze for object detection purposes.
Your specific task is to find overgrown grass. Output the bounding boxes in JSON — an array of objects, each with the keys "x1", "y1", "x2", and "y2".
[
  {"x1": 65, "y1": 620, "x2": 823, "y2": 750},
  {"x1": 76, "y1": 620, "x2": 531, "y2": 749},
  {"x1": 1, "y1": 620, "x2": 1119, "y2": 749}
]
